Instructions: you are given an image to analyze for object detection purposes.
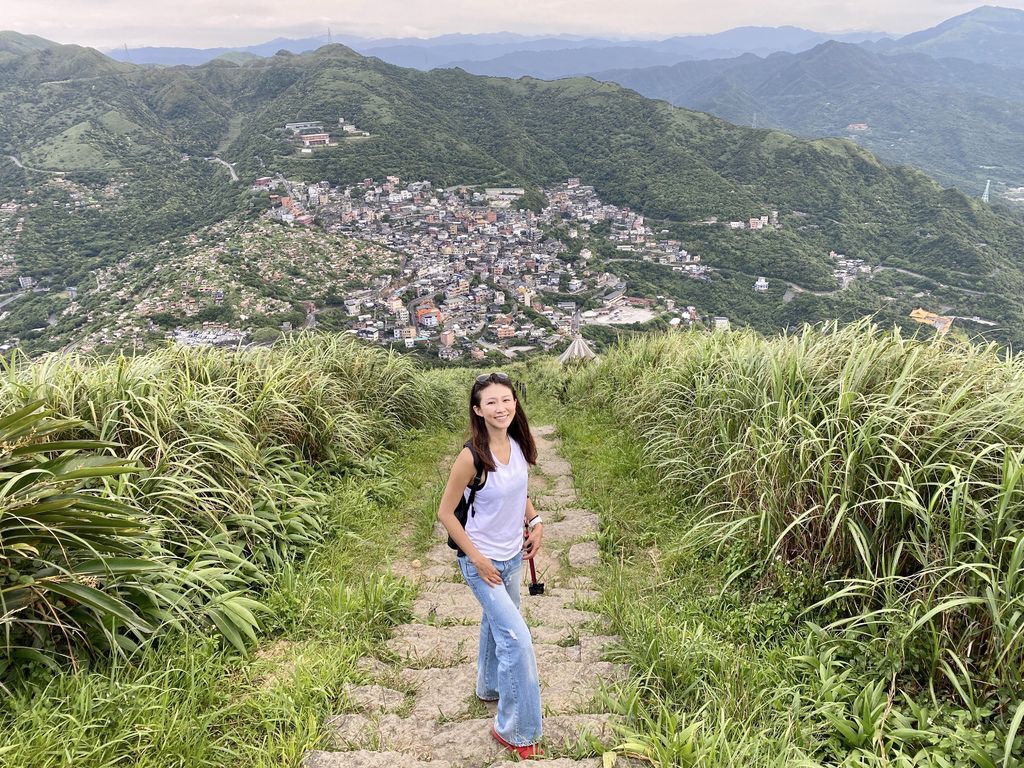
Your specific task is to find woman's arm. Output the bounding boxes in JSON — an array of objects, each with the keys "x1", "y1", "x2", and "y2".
[
  {"x1": 523, "y1": 496, "x2": 543, "y2": 560},
  {"x1": 437, "y1": 447, "x2": 502, "y2": 584}
]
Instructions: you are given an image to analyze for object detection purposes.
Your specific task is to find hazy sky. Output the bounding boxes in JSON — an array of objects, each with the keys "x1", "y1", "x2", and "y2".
[{"x1": 2, "y1": 0, "x2": 1021, "y2": 49}]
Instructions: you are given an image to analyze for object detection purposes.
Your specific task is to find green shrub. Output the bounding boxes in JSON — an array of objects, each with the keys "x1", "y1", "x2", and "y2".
[
  {"x1": 564, "y1": 320, "x2": 1024, "y2": 705},
  {"x1": 0, "y1": 333, "x2": 458, "y2": 675}
]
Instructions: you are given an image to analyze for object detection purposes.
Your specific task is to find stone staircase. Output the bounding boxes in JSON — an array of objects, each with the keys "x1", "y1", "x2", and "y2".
[{"x1": 303, "y1": 425, "x2": 630, "y2": 768}]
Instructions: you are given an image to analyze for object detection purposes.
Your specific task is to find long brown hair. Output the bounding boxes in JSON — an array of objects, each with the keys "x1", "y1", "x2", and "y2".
[{"x1": 468, "y1": 373, "x2": 537, "y2": 472}]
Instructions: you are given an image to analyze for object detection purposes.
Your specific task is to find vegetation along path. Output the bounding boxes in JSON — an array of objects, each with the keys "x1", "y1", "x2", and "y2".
[{"x1": 304, "y1": 424, "x2": 629, "y2": 768}]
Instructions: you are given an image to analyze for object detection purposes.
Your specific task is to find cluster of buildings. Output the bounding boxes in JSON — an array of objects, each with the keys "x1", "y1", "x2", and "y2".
[
  {"x1": 0, "y1": 204, "x2": 23, "y2": 281},
  {"x1": 829, "y1": 250, "x2": 872, "y2": 289},
  {"x1": 283, "y1": 118, "x2": 370, "y2": 153},
  {"x1": 51, "y1": 218, "x2": 401, "y2": 352},
  {"x1": 727, "y1": 211, "x2": 780, "y2": 231},
  {"x1": 691, "y1": 211, "x2": 781, "y2": 232},
  {"x1": 295, "y1": 176, "x2": 703, "y2": 358}
]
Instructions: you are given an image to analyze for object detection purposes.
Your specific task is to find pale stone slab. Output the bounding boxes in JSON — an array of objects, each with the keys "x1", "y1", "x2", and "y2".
[
  {"x1": 521, "y1": 600, "x2": 607, "y2": 634},
  {"x1": 305, "y1": 750, "x2": 454, "y2": 768},
  {"x1": 489, "y1": 761, "x2": 603, "y2": 768},
  {"x1": 326, "y1": 712, "x2": 620, "y2": 761},
  {"x1": 413, "y1": 583, "x2": 481, "y2": 623},
  {"x1": 543, "y1": 519, "x2": 598, "y2": 545},
  {"x1": 399, "y1": 660, "x2": 624, "y2": 720},
  {"x1": 354, "y1": 657, "x2": 388, "y2": 677},
  {"x1": 540, "y1": 458, "x2": 573, "y2": 477},
  {"x1": 391, "y1": 559, "x2": 456, "y2": 585},
  {"x1": 324, "y1": 713, "x2": 375, "y2": 748},
  {"x1": 568, "y1": 541, "x2": 601, "y2": 568},
  {"x1": 387, "y1": 623, "x2": 479, "y2": 665},
  {"x1": 535, "y1": 642, "x2": 581, "y2": 663},
  {"x1": 343, "y1": 684, "x2": 405, "y2": 714},
  {"x1": 400, "y1": 664, "x2": 478, "y2": 720},
  {"x1": 536, "y1": 494, "x2": 579, "y2": 509},
  {"x1": 579, "y1": 635, "x2": 622, "y2": 663}
]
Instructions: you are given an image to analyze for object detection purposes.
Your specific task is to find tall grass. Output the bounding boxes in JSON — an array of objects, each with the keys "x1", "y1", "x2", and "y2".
[
  {"x1": 0, "y1": 333, "x2": 461, "y2": 675},
  {"x1": 561, "y1": 321, "x2": 1024, "y2": 714}
]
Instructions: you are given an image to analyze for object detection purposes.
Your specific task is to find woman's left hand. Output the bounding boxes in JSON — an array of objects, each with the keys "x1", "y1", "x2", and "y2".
[{"x1": 523, "y1": 524, "x2": 543, "y2": 560}]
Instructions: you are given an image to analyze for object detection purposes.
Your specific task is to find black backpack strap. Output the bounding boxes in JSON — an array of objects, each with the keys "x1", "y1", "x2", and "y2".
[{"x1": 464, "y1": 441, "x2": 485, "y2": 517}]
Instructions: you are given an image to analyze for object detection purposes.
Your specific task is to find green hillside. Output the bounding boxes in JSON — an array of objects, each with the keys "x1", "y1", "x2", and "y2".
[
  {"x1": 881, "y1": 5, "x2": 1024, "y2": 67},
  {"x1": 0, "y1": 30, "x2": 60, "y2": 57},
  {"x1": 4, "y1": 40, "x2": 1024, "y2": 351},
  {"x1": 594, "y1": 41, "x2": 1024, "y2": 196},
  {"x1": 1, "y1": 326, "x2": 1022, "y2": 765}
]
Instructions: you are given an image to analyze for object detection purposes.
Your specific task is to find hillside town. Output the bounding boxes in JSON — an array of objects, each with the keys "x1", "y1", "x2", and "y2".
[
  {"x1": 255, "y1": 176, "x2": 716, "y2": 360},
  {"x1": 1, "y1": 172, "x2": 860, "y2": 359}
]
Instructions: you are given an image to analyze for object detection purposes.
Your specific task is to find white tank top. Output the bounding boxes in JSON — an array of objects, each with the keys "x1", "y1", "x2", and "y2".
[{"x1": 464, "y1": 437, "x2": 528, "y2": 560}]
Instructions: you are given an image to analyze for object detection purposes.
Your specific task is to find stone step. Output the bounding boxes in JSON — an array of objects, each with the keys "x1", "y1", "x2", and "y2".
[
  {"x1": 543, "y1": 517, "x2": 599, "y2": 545},
  {"x1": 535, "y1": 494, "x2": 579, "y2": 509},
  {"x1": 521, "y1": 598, "x2": 609, "y2": 633},
  {"x1": 342, "y1": 684, "x2": 405, "y2": 714},
  {"x1": 304, "y1": 750, "x2": 453, "y2": 768},
  {"x1": 326, "y1": 713, "x2": 619, "y2": 766},
  {"x1": 413, "y1": 583, "x2": 605, "y2": 627},
  {"x1": 494, "y1": 759, "x2": 649, "y2": 768},
  {"x1": 567, "y1": 541, "x2": 601, "y2": 569},
  {"x1": 386, "y1": 622, "x2": 621, "y2": 667},
  {"x1": 397, "y1": 658, "x2": 627, "y2": 721},
  {"x1": 392, "y1": 558, "x2": 456, "y2": 585}
]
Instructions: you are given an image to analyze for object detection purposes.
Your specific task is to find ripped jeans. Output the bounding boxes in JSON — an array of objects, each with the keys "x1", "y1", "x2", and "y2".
[{"x1": 458, "y1": 551, "x2": 543, "y2": 746}]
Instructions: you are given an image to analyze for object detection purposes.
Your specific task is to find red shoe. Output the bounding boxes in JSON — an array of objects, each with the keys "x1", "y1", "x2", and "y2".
[{"x1": 491, "y1": 726, "x2": 544, "y2": 759}]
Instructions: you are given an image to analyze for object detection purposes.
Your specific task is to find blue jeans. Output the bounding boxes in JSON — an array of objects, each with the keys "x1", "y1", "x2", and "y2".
[{"x1": 458, "y1": 551, "x2": 543, "y2": 746}]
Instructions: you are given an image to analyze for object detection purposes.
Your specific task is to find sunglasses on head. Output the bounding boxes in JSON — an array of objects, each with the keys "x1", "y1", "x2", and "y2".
[{"x1": 475, "y1": 371, "x2": 511, "y2": 384}]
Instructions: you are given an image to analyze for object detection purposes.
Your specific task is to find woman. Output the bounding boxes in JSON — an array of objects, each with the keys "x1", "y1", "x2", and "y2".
[{"x1": 437, "y1": 371, "x2": 545, "y2": 759}]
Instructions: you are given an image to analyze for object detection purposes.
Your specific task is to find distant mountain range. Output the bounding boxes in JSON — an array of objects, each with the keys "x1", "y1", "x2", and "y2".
[
  {"x1": 83, "y1": 6, "x2": 1024, "y2": 75},
  {"x1": 870, "y1": 4, "x2": 1024, "y2": 67},
  {"x1": 3, "y1": 35, "x2": 1024, "y2": 352},
  {"x1": 98, "y1": 26, "x2": 888, "y2": 70},
  {"x1": 32, "y1": 6, "x2": 1017, "y2": 199},
  {"x1": 593, "y1": 39, "x2": 1024, "y2": 193}
]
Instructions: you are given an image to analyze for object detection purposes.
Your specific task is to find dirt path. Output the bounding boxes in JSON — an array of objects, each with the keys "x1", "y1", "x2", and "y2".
[{"x1": 304, "y1": 424, "x2": 628, "y2": 767}]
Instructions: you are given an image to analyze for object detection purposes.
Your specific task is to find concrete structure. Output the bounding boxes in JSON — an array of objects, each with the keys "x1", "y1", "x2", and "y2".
[{"x1": 558, "y1": 335, "x2": 598, "y2": 364}]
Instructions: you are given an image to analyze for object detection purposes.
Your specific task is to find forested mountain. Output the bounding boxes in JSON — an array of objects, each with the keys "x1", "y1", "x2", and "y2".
[
  {"x1": 0, "y1": 31, "x2": 60, "y2": 58},
  {"x1": 3, "y1": 40, "x2": 1024, "y2": 349},
  {"x1": 592, "y1": 41, "x2": 1024, "y2": 194},
  {"x1": 871, "y1": 5, "x2": 1024, "y2": 67}
]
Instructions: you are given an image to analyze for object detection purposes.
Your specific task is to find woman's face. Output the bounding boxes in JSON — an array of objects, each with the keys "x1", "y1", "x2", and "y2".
[{"x1": 473, "y1": 382, "x2": 517, "y2": 431}]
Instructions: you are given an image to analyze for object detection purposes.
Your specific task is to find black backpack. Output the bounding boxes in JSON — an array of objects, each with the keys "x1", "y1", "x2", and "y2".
[{"x1": 447, "y1": 441, "x2": 486, "y2": 556}]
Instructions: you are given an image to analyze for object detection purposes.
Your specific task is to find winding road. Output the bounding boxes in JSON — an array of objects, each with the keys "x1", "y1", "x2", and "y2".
[
  {"x1": 872, "y1": 265, "x2": 985, "y2": 296},
  {"x1": 5, "y1": 155, "x2": 65, "y2": 176},
  {"x1": 207, "y1": 157, "x2": 239, "y2": 183}
]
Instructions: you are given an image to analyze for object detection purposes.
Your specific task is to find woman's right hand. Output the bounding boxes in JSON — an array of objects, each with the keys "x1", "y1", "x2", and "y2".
[{"x1": 472, "y1": 556, "x2": 502, "y2": 586}]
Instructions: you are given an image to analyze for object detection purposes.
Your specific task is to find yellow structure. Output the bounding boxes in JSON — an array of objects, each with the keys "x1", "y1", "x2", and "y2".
[{"x1": 910, "y1": 308, "x2": 954, "y2": 336}]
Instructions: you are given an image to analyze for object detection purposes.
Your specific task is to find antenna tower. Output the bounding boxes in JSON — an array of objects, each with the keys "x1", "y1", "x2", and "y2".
[
  {"x1": 122, "y1": 43, "x2": 130, "y2": 62},
  {"x1": 982, "y1": 179, "x2": 991, "y2": 204},
  {"x1": 327, "y1": 27, "x2": 333, "y2": 44},
  {"x1": 752, "y1": 111, "x2": 757, "y2": 129}
]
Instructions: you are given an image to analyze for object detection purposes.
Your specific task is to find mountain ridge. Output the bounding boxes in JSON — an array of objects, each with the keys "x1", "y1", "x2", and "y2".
[
  {"x1": 590, "y1": 40, "x2": 1024, "y2": 193},
  {"x1": 3, "y1": 38, "x2": 1024, "y2": 352}
]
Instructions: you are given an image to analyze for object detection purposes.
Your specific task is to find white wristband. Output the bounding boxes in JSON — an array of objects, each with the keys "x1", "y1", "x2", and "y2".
[{"x1": 527, "y1": 515, "x2": 543, "y2": 531}]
